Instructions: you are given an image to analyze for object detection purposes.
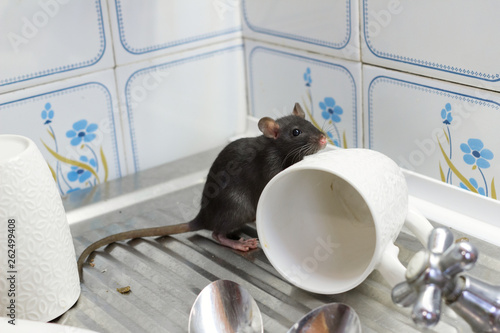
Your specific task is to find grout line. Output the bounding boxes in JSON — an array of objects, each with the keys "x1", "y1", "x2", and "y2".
[
  {"x1": 110, "y1": 68, "x2": 130, "y2": 176},
  {"x1": 113, "y1": 35, "x2": 244, "y2": 70}
]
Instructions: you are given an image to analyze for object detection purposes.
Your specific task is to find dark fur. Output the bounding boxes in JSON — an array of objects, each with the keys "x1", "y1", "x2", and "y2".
[
  {"x1": 78, "y1": 104, "x2": 326, "y2": 280},
  {"x1": 192, "y1": 113, "x2": 325, "y2": 234}
]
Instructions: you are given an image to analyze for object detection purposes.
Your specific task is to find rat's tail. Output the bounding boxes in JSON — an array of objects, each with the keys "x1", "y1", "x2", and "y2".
[{"x1": 77, "y1": 219, "x2": 202, "y2": 281}]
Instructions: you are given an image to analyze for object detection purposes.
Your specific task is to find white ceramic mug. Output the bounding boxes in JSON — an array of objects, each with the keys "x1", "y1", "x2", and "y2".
[
  {"x1": 0, "y1": 135, "x2": 80, "y2": 321},
  {"x1": 256, "y1": 148, "x2": 434, "y2": 295}
]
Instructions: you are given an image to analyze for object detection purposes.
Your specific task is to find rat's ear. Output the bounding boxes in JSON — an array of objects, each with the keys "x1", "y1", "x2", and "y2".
[
  {"x1": 292, "y1": 103, "x2": 306, "y2": 118},
  {"x1": 258, "y1": 117, "x2": 280, "y2": 139}
]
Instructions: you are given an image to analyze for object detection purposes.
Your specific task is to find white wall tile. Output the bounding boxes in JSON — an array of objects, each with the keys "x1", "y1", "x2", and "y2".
[
  {"x1": 364, "y1": 65, "x2": 500, "y2": 200},
  {"x1": 0, "y1": 69, "x2": 126, "y2": 195},
  {"x1": 361, "y1": 0, "x2": 500, "y2": 91},
  {"x1": 246, "y1": 40, "x2": 362, "y2": 148},
  {"x1": 108, "y1": 0, "x2": 242, "y2": 66},
  {"x1": 0, "y1": 0, "x2": 114, "y2": 94},
  {"x1": 115, "y1": 40, "x2": 247, "y2": 173},
  {"x1": 242, "y1": 0, "x2": 360, "y2": 61}
]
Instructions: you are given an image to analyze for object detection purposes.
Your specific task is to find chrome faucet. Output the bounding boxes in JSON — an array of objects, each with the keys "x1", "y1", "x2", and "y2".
[{"x1": 391, "y1": 227, "x2": 500, "y2": 332}]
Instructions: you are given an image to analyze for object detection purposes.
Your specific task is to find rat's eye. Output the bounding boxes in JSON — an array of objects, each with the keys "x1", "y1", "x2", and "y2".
[{"x1": 292, "y1": 129, "x2": 302, "y2": 136}]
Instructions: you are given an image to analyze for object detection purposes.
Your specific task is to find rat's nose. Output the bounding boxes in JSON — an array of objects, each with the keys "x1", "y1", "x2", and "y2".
[{"x1": 319, "y1": 135, "x2": 327, "y2": 147}]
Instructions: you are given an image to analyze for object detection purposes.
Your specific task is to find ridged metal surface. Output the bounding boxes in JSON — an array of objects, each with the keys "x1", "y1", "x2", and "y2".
[{"x1": 56, "y1": 148, "x2": 499, "y2": 333}]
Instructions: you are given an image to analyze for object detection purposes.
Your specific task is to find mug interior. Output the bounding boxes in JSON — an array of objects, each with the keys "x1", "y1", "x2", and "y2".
[
  {"x1": 258, "y1": 168, "x2": 377, "y2": 294},
  {"x1": 0, "y1": 135, "x2": 30, "y2": 162}
]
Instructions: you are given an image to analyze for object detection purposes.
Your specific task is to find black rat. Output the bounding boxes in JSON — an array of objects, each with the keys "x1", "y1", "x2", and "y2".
[{"x1": 77, "y1": 103, "x2": 327, "y2": 279}]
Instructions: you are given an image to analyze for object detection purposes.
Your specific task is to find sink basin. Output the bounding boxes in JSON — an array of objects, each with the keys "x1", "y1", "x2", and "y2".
[{"x1": 56, "y1": 147, "x2": 499, "y2": 333}]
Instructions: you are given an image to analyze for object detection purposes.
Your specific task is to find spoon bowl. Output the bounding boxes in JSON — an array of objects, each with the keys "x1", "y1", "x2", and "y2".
[
  {"x1": 189, "y1": 280, "x2": 263, "y2": 333},
  {"x1": 288, "y1": 303, "x2": 361, "y2": 333}
]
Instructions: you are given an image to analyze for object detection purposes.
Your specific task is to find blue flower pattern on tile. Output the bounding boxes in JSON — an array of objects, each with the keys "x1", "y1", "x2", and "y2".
[
  {"x1": 303, "y1": 67, "x2": 312, "y2": 87},
  {"x1": 41, "y1": 103, "x2": 55, "y2": 125},
  {"x1": 66, "y1": 119, "x2": 98, "y2": 146},
  {"x1": 68, "y1": 156, "x2": 97, "y2": 183},
  {"x1": 320, "y1": 97, "x2": 343, "y2": 123},
  {"x1": 327, "y1": 132, "x2": 339, "y2": 147},
  {"x1": 39, "y1": 102, "x2": 109, "y2": 195},
  {"x1": 300, "y1": 67, "x2": 346, "y2": 148},
  {"x1": 460, "y1": 139, "x2": 494, "y2": 169},
  {"x1": 68, "y1": 166, "x2": 92, "y2": 183},
  {"x1": 460, "y1": 178, "x2": 486, "y2": 196},
  {"x1": 437, "y1": 103, "x2": 496, "y2": 199},
  {"x1": 441, "y1": 103, "x2": 453, "y2": 125},
  {"x1": 439, "y1": 103, "x2": 454, "y2": 183},
  {"x1": 81, "y1": 155, "x2": 97, "y2": 168}
]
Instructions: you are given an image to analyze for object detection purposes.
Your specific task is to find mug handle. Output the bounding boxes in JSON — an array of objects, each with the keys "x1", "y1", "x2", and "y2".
[{"x1": 376, "y1": 206, "x2": 435, "y2": 288}]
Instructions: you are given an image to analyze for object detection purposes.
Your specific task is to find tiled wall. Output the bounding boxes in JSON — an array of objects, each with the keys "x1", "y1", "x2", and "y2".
[
  {"x1": 1, "y1": 0, "x2": 499, "y2": 202},
  {"x1": 0, "y1": 0, "x2": 245, "y2": 195},
  {"x1": 244, "y1": 0, "x2": 500, "y2": 202},
  {"x1": 359, "y1": 0, "x2": 500, "y2": 201},
  {"x1": 245, "y1": 41, "x2": 362, "y2": 148}
]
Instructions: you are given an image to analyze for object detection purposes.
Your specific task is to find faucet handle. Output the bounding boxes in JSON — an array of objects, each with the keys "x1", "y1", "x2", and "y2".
[{"x1": 391, "y1": 227, "x2": 478, "y2": 328}]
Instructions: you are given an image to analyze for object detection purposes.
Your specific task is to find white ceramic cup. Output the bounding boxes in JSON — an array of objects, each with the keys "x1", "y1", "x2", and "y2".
[
  {"x1": 0, "y1": 135, "x2": 80, "y2": 321},
  {"x1": 256, "y1": 148, "x2": 434, "y2": 295}
]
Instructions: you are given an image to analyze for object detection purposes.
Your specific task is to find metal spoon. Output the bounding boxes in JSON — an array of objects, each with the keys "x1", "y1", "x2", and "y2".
[
  {"x1": 189, "y1": 280, "x2": 263, "y2": 333},
  {"x1": 287, "y1": 303, "x2": 362, "y2": 333}
]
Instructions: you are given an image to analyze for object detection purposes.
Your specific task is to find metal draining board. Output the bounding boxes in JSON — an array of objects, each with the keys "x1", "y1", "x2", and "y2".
[{"x1": 56, "y1": 148, "x2": 499, "y2": 333}]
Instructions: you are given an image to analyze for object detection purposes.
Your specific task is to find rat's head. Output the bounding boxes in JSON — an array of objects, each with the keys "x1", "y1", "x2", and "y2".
[{"x1": 258, "y1": 103, "x2": 327, "y2": 165}]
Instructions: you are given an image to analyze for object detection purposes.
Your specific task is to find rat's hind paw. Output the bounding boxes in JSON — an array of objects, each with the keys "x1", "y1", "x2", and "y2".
[
  {"x1": 213, "y1": 232, "x2": 259, "y2": 251},
  {"x1": 240, "y1": 237, "x2": 259, "y2": 250}
]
